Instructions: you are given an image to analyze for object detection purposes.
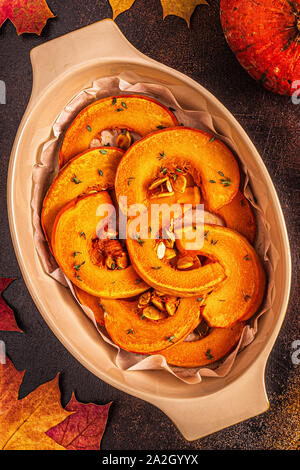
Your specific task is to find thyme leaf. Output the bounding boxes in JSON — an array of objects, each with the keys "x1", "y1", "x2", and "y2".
[
  {"x1": 205, "y1": 349, "x2": 213, "y2": 360},
  {"x1": 166, "y1": 335, "x2": 175, "y2": 343},
  {"x1": 127, "y1": 177, "x2": 135, "y2": 186},
  {"x1": 71, "y1": 174, "x2": 82, "y2": 184}
]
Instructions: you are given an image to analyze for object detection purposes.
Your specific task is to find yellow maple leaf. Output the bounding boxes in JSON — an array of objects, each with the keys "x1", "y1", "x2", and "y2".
[
  {"x1": 161, "y1": 0, "x2": 208, "y2": 27},
  {"x1": 109, "y1": 0, "x2": 136, "y2": 19},
  {"x1": 0, "y1": 358, "x2": 72, "y2": 450},
  {"x1": 108, "y1": 0, "x2": 208, "y2": 25}
]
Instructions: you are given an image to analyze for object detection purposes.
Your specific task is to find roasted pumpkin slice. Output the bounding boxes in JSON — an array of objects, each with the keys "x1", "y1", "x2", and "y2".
[
  {"x1": 159, "y1": 322, "x2": 244, "y2": 367},
  {"x1": 52, "y1": 192, "x2": 148, "y2": 298},
  {"x1": 126, "y1": 228, "x2": 226, "y2": 297},
  {"x1": 115, "y1": 127, "x2": 240, "y2": 213},
  {"x1": 73, "y1": 285, "x2": 105, "y2": 326},
  {"x1": 59, "y1": 95, "x2": 178, "y2": 167},
  {"x1": 176, "y1": 223, "x2": 266, "y2": 327},
  {"x1": 102, "y1": 295, "x2": 201, "y2": 355},
  {"x1": 216, "y1": 191, "x2": 256, "y2": 244},
  {"x1": 42, "y1": 147, "x2": 124, "y2": 246}
]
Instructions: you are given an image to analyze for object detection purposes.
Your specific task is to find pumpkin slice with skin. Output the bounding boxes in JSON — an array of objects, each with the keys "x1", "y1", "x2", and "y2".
[
  {"x1": 176, "y1": 223, "x2": 265, "y2": 327},
  {"x1": 59, "y1": 95, "x2": 178, "y2": 167},
  {"x1": 42, "y1": 147, "x2": 124, "y2": 247},
  {"x1": 102, "y1": 295, "x2": 201, "y2": 355},
  {"x1": 52, "y1": 192, "x2": 148, "y2": 298},
  {"x1": 73, "y1": 285, "x2": 105, "y2": 326},
  {"x1": 115, "y1": 127, "x2": 240, "y2": 214},
  {"x1": 216, "y1": 190, "x2": 256, "y2": 244},
  {"x1": 159, "y1": 322, "x2": 244, "y2": 367},
  {"x1": 126, "y1": 224, "x2": 226, "y2": 297}
]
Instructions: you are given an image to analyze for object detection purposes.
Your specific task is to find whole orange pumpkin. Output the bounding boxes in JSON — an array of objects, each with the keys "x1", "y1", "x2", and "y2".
[{"x1": 220, "y1": 0, "x2": 300, "y2": 95}]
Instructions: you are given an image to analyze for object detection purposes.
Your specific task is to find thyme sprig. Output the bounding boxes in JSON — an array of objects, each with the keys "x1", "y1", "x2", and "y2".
[
  {"x1": 133, "y1": 235, "x2": 144, "y2": 246},
  {"x1": 166, "y1": 335, "x2": 175, "y2": 343},
  {"x1": 205, "y1": 349, "x2": 213, "y2": 360},
  {"x1": 71, "y1": 174, "x2": 82, "y2": 184},
  {"x1": 242, "y1": 290, "x2": 251, "y2": 302},
  {"x1": 73, "y1": 261, "x2": 85, "y2": 272},
  {"x1": 218, "y1": 171, "x2": 231, "y2": 187},
  {"x1": 127, "y1": 177, "x2": 135, "y2": 186}
]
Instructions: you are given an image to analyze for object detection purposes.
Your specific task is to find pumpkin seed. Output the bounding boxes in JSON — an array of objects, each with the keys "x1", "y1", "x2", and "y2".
[
  {"x1": 156, "y1": 241, "x2": 166, "y2": 260},
  {"x1": 105, "y1": 255, "x2": 115, "y2": 270},
  {"x1": 116, "y1": 131, "x2": 132, "y2": 151},
  {"x1": 138, "y1": 291, "x2": 151, "y2": 307},
  {"x1": 171, "y1": 174, "x2": 187, "y2": 193},
  {"x1": 164, "y1": 247, "x2": 177, "y2": 260},
  {"x1": 148, "y1": 176, "x2": 169, "y2": 191},
  {"x1": 151, "y1": 295, "x2": 165, "y2": 311},
  {"x1": 116, "y1": 252, "x2": 128, "y2": 269},
  {"x1": 166, "y1": 179, "x2": 173, "y2": 193},
  {"x1": 165, "y1": 297, "x2": 179, "y2": 316},
  {"x1": 177, "y1": 255, "x2": 195, "y2": 270},
  {"x1": 142, "y1": 305, "x2": 166, "y2": 320}
]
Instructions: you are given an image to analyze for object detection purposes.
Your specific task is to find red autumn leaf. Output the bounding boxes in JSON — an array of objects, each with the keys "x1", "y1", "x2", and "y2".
[
  {"x1": 46, "y1": 394, "x2": 112, "y2": 450},
  {"x1": 0, "y1": 0, "x2": 55, "y2": 36},
  {"x1": 0, "y1": 277, "x2": 22, "y2": 332}
]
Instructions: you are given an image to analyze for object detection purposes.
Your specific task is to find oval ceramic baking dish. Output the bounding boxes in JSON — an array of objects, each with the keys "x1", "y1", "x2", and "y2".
[{"x1": 7, "y1": 20, "x2": 291, "y2": 441}]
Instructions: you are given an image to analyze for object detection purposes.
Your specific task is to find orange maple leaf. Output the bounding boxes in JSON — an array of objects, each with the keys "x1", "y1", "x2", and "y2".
[
  {"x1": 0, "y1": 357, "x2": 71, "y2": 450},
  {"x1": 108, "y1": 0, "x2": 208, "y2": 25},
  {"x1": 0, "y1": 280, "x2": 112, "y2": 450},
  {"x1": 0, "y1": 0, "x2": 55, "y2": 35}
]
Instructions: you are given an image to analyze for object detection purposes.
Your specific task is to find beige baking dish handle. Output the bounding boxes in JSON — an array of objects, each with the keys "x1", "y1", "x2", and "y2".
[
  {"x1": 29, "y1": 19, "x2": 269, "y2": 441},
  {"x1": 29, "y1": 19, "x2": 149, "y2": 107},
  {"x1": 153, "y1": 356, "x2": 269, "y2": 441}
]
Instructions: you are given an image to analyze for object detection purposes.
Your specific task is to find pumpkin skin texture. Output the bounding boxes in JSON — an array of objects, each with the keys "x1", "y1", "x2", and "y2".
[
  {"x1": 52, "y1": 192, "x2": 148, "y2": 298},
  {"x1": 220, "y1": 0, "x2": 300, "y2": 96},
  {"x1": 115, "y1": 127, "x2": 240, "y2": 213},
  {"x1": 41, "y1": 147, "x2": 124, "y2": 247},
  {"x1": 102, "y1": 296, "x2": 201, "y2": 355},
  {"x1": 176, "y1": 223, "x2": 266, "y2": 327},
  {"x1": 59, "y1": 95, "x2": 178, "y2": 167},
  {"x1": 216, "y1": 190, "x2": 256, "y2": 244},
  {"x1": 126, "y1": 227, "x2": 226, "y2": 297},
  {"x1": 73, "y1": 285, "x2": 105, "y2": 326},
  {"x1": 160, "y1": 322, "x2": 244, "y2": 367}
]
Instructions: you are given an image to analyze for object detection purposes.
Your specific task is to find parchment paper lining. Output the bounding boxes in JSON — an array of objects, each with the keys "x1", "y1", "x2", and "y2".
[{"x1": 31, "y1": 75, "x2": 278, "y2": 384}]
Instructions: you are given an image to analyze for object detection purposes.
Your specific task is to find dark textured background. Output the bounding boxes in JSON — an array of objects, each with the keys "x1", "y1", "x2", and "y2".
[{"x1": 0, "y1": 0, "x2": 299, "y2": 450}]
